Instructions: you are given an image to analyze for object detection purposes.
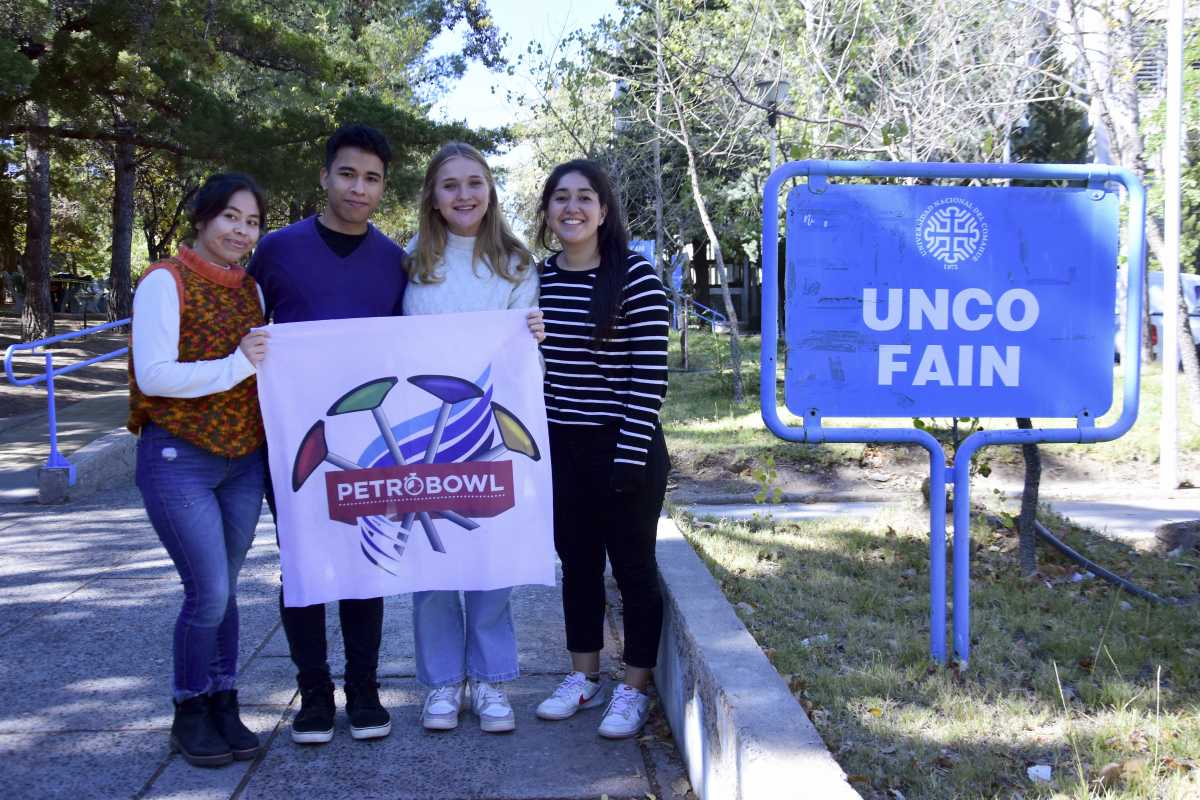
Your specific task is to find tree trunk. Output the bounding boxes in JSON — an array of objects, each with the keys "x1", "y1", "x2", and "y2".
[
  {"x1": 1143, "y1": 215, "x2": 1200, "y2": 415},
  {"x1": 1062, "y1": 0, "x2": 1160, "y2": 357},
  {"x1": 653, "y1": 0, "x2": 686, "y2": 372},
  {"x1": 681, "y1": 151, "x2": 743, "y2": 401},
  {"x1": 1016, "y1": 417, "x2": 1041, "y2": 576},
  {"x1": 1178, "y1": 297, "x2": 1200, "y2": 412},
  {"x1": 0, "y1": 150, "x2": 17, "y2": 276},
  {"x1": 670, "y1": 93, "x2": 744, "y2": 402},
  {"x1": 20, "y1": 103, "x2": 53, "y2": 342},
  {"x1": 692, "y1": 237, "x2": 710, "y2": 297},
  {"x1": 109, "y1": 132, "x2": 136, "y2": 322},
  {"x1": 143, "y1": 181, "x2": 195, "y2": 263},
  {"x1": 679, "y1": 252, "x2": 691, "y2": 371},
  {"x1": 681, "y1": 297, "x2": 690, "y2": 370}
]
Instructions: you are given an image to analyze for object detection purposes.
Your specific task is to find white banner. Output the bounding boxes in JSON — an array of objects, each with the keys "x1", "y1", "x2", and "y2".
[{"x1": 257, "y1": 310, "x2": 555, "y2": 607}]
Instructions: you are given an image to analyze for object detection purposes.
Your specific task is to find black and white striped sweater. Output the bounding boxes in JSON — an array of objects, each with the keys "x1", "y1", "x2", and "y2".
[{"x1": 538, "y1": 251, "x2": 670, "y2": 481}]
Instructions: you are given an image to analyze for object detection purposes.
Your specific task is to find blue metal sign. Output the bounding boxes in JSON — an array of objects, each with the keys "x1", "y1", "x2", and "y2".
[
  {"x1": 785, "y1": 183, "x2": 1119, "y2": 418},
  {"x1": 630, "y1": 238, "x2": 656, "y2": 264},
  {"x1": 761, "y1": 161, "x2": 1146, "y2": 667},
  {"x1": 632, "y1": 239, "x2": 685, "y2": 292}
]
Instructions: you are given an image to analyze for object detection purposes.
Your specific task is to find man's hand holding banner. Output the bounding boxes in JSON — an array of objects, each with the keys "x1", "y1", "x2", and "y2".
[{"x1": 257, "y1": 310, "x2": 555, "y2": 607}]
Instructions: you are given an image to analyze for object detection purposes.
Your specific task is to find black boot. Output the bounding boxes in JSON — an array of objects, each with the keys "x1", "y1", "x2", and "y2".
[
  {"x1": 291, "y1": 677, "x2": 336, "y2": 745},
  {"x1": 171, "y1": 696, "x2": 233, "y2": 767},
  {"x1": 208, "y1": 690, "x2": 261, "y2": 760},
  {"x1": 345, "y1": 674, "x2": 391, "y2": 740}
]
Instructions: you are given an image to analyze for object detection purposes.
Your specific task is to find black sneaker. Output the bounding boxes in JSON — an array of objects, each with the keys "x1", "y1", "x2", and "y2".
[
  {"x1": 208, "y1": 689, "x2": 261, "y2": 760},
  {"x1": 345, "y1": 677, "x2": 391, "y2": 740},
  {"x1": 171, "y1": 696, "x2": 233, "y2": 767},
  {"x1": 291, "y1": 681, "x2": 335, "y2": 744}
]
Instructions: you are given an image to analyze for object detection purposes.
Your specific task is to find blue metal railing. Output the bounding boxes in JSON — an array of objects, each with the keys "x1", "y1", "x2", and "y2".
[
  {"x1": 3, "y1": 318, "x2": 131, "y2": 484},
  {"x1": 667, "y1": 295, "x2": 728, "y2": 331}
]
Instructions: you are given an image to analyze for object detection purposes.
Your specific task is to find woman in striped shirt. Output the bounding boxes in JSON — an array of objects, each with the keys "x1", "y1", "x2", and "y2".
[{"x1": 532, "y1": 160, "x2": 670, "y2": 739}]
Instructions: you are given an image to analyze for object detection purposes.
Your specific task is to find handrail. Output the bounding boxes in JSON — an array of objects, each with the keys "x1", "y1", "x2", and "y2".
[
  {"x1": 3, "y1": 317, "x2": 131, "y2": 484},
  {"x1": 690, "y1": 297, "x2": 727, "y2": 325},
  {"x1": 667, "y1": 294, "x2": 728, "y2": 331}
]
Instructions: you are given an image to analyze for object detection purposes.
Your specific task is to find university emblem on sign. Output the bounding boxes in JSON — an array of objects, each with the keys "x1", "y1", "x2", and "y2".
[{"x1": 915, "y1": 197, "x2": 988, "y2": 269}]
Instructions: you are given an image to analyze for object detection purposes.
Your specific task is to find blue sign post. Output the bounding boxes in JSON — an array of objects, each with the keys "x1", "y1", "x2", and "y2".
[{"x1": 761, "y1": 161, "x2": 1147, "y2": 665}]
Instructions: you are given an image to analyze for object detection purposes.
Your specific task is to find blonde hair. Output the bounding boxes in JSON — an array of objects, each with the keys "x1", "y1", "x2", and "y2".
[{"x1": 410, "y1": 142, "x2": 532, "y2": 285}]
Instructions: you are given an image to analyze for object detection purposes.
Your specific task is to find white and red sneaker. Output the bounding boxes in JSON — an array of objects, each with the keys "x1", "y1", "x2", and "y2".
[{"x1": 536, "y1": 671, "x2": 605, "y2": 720}]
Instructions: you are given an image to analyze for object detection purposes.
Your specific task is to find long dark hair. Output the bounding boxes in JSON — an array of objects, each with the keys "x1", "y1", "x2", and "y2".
[
  {"x1": 187, "y1": 173, "x2": 266, "y2": 241},
  {"x1": 536, "y1": 160, "x2": 630, "y2": 343}
]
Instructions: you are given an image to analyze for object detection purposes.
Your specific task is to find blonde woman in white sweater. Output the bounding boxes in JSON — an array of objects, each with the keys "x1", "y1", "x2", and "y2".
[{"x1": 404, "y1": 142, "x2": 543, "y2": 733}]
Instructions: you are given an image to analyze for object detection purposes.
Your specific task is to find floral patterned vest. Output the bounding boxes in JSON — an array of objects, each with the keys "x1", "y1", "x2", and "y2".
[{"x1": 127, "y1": 247, "x2": 265, "y2": 457}]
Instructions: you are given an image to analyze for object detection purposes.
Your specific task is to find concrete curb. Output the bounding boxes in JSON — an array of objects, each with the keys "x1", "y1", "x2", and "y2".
[
  {"x1": 654, "y1": 515, "x2": 858, "y2": 800},
  {"x1": 38, "y1": 427, "x2": 135, "y2": 503}
]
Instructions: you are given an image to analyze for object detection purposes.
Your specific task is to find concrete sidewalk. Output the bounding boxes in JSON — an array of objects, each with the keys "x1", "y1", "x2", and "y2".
[
  {"x1": 680, "y1": 490, "x2": 1200, "y2": 548},
  {"x1": 0, "y1": 486, "x2": 691, "y2": 800},
  {"x1": 0, "y1": 389, "x2": 131, "y2": 504}
]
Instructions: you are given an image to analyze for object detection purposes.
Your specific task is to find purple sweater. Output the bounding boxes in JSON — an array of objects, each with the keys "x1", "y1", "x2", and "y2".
[{"x1": 249, "y1": 217, "x2": 407, "y2": 323}]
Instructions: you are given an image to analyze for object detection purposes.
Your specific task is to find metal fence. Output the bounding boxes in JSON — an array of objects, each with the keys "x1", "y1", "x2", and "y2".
[{"x1": 3, "y1": 318, "x2": 131, "y2": 484}]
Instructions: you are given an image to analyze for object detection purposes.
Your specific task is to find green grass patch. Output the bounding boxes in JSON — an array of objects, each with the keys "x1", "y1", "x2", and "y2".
[{"x1": 677, "y1": 505, "x2": 1200, "y2": 798}]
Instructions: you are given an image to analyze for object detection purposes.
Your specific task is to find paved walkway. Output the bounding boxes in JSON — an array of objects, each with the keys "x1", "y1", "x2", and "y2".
[
  {"x1": 0, "y1": 486, "x2": 690, "y2": 800},
  {"x1": 1041, "y1": 497, "x2": 1200, "y2": 543},
  {"x1": 0, "y1": 389, "x2": 130, "y2": 504}
]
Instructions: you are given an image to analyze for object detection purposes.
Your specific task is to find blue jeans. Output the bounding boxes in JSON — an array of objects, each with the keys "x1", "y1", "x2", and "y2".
[
  {"x1": 135, "y1": 423, "x2": 265, "y2": 701},
  {"x1": 412, "y1": 589, "x2": 519, "y2": 688}
]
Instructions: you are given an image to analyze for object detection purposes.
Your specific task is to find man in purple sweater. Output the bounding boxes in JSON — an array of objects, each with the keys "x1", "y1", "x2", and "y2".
[{"x1": 250, "y1": 125, "x2": 407, "y2": 745}]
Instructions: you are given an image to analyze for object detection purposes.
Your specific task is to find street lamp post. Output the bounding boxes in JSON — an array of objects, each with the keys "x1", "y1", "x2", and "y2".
[
  {"x1": 755, "y1": 78, "x2": 790, "y2": 173},
  {"x1": 1160, "y1": 0, "x2": 1184, "y2": 493},
  {"x1": 756, "y1": 77, "x2": 790, "y2": 337}
]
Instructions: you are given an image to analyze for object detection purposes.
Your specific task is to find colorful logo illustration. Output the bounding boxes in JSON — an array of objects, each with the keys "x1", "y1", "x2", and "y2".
[
  {"x1": 915, "y1": 197, "x2": 988, "y2": 269},
  {"x1": 291, "y1": 371, "x2": 541, "y2": 575}
]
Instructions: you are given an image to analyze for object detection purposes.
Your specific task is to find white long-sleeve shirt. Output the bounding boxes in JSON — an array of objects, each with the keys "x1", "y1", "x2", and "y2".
[{"x1": 131, "y1": 269, "x2": 264, "y2": 398}]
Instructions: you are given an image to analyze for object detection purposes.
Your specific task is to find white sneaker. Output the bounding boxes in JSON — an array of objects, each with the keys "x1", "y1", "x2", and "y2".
[
  {"x1": 421, "y1": 683, "x2": 465, "y2": 731},
  {"x1": 536, "y1": 671, "x2": 605, "y2": 720},
  {"x1": 598, "y1": 683, "x2": 650, "y2": 739},
  {"x1": 470, "y1": 681, "x2": 515, "y2": 733}
]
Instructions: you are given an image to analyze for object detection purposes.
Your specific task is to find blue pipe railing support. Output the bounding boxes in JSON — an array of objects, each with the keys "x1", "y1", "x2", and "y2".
[
  {"x1": 3, "y1": 317, "x2": 132, "y2": 483},
  {"x1": 761, "y1": 160, "x2": 1146, "y2": 666},
  {"x1": 667, "y1": 295, "x2": 728, "y2": 332}
]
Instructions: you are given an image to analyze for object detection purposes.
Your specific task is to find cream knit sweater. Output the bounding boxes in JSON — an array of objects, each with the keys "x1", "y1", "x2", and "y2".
[{"x1": 402, "y1": 232, "x2": 537, "y2": 315}]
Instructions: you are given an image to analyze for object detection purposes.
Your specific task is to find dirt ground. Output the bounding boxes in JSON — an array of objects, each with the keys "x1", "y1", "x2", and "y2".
[
  {"x1": 666, "y1": 435, "x2": 1200, "y2": 506},
  {"x1": 668, "y1": 443, "x2": 925, "y2": 503},
  {"x1": 0, "y1": 309, "x2": 129, "y2": 420}
]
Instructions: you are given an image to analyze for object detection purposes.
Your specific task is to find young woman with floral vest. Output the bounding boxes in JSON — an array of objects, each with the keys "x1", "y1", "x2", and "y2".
[{"x1": 128, "y1": 173, "x2": 270, "y2": 767}]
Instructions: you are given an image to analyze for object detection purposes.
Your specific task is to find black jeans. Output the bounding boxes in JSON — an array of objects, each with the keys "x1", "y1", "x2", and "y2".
[
  {"x1": 549, "y1": 423, "x2": 669, "y2": 669},
  {"x1": 265, "y1": 461, "x2": 383, "y2": 688}
]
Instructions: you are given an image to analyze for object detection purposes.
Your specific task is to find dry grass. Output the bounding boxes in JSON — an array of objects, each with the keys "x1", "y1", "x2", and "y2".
[{"x1": 676, "y1": 503, "x2": 1200, "y2": 799}]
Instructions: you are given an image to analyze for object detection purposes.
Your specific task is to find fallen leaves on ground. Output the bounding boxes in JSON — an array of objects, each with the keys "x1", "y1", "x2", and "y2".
[{"x1": 1096, "y1": 757, "x2": 1147, "y2": 789}]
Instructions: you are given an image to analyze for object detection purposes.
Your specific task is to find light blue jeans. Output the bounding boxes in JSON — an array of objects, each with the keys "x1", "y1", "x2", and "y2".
[{"x1": 412, "y1": 588, "x2": 519, "y2": 688}]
